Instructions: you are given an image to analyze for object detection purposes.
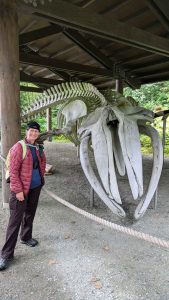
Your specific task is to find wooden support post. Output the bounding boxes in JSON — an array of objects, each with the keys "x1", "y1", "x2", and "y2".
[
  {"x1": 0, "y1": 0, "x2": 20, "y2": 206},
  {"x1": 46, "y1": 107, "x2": 52, "y2": 141},
  {"x1": 115, "y1": 79, "x2": 123, "y2": 94},
  {"x1": 153, "y1": 188, "x2": 158, "y2": 210}
]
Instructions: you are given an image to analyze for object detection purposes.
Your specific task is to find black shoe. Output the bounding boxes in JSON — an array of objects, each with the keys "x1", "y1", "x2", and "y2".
[
  {"x1": 0, "y1": 257, "x2": 13, "y2": 271},
  {"x1": 20, "y1": 238, "x2": 38, "y2": 247}
]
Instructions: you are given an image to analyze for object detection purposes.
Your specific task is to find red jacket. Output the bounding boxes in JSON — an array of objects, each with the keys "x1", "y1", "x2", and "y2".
[{"x1": 9, "y1": 139, "x2": 46, "y2": 195}]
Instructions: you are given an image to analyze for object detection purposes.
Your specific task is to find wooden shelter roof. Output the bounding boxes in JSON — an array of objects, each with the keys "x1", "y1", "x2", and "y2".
[{"x1": 17, "y1": 0, "x2": 169, "y2": 91}]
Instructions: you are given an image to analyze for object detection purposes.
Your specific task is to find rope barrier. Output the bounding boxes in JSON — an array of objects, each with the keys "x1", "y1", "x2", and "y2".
[
  {"x1": 43, "y1": 187, "x2": 169, "y2": 250},
  {"x1": 1, "y1": 152, "x2": 169, "y2": 250}
]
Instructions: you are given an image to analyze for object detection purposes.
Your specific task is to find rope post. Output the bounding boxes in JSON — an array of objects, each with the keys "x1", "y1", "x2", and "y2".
[
  {"x1": 153, "y1": 188, "x2": 158, "y2": 210},
  {"x1": 162, "y1": 114, "x2": 167, "y2": 159},
  {"x1": 90, "y1": 187, "x2": 94, "y2": 208},
  {"x1": 46, "y1": 107, "x2": 52, "y2": 141},
  {"x1": 76, "y1": 120, "x2": 80, "y2": 158}
]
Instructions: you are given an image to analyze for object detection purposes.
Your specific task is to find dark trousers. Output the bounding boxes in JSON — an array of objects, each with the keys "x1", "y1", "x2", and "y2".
[{"x1": 1, "y1": 186, "x2": 42, "y2": 259}]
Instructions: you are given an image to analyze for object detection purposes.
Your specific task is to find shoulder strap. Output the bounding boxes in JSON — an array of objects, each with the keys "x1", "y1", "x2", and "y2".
[
  {"x1": 38, "y1": 144, "x2": 44, "y2": 158},
  {"x1": 5, "y1": 140, "x2": 27, "y2": 182},
  {"x1": 18, "y1": 140, "x2": 27, "y2": 160}
]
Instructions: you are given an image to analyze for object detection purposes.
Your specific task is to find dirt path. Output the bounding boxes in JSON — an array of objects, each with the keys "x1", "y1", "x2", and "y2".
[{"x1": 0, "y1": 142, "x2": 169, "y2": 300}]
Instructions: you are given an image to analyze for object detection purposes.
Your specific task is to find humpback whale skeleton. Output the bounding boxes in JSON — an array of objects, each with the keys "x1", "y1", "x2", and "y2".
[{"x1": 22, "y1": 82, "x2": 163, "y2": 220}]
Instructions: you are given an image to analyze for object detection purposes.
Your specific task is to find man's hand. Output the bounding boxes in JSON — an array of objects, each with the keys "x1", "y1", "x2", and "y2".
[{"x1": 16, "y1": 192, "x2": 24, "y2": 202}]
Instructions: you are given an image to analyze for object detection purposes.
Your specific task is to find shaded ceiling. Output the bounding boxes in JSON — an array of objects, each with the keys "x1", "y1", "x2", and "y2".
[{"x1": 17, "y1": 0, "x2": 169, "y2": 92}]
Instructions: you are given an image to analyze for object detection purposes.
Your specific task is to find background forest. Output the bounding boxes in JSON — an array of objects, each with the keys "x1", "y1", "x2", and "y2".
[{"x1": 20, "y1": 81, "x2": 169, "y2": 155}]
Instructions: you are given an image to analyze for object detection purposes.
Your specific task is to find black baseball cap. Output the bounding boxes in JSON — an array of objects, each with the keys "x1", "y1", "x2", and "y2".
[{"x1": 26, "y1": 121, "x2": 40, "y2": 132}]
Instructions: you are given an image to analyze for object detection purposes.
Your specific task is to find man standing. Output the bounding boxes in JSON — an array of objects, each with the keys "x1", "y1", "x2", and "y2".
[{"x1": 0, "y1": 121, "x2": 46, "y2": 271}]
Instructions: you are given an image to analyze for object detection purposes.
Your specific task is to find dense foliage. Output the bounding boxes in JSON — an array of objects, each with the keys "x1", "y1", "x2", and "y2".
[{"x1": 124, "y1": 82, "x2": 169, "y2": 110}]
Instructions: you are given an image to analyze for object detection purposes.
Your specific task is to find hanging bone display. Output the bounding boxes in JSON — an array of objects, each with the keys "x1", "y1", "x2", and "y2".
[{"x1": 21, "y1": 82, "x2": 163, "y2": 220}]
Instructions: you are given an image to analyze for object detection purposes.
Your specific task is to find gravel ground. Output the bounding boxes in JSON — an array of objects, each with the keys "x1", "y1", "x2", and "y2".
[{"x1": 0, "y1": 141, "x2": 169, "y2": 300}]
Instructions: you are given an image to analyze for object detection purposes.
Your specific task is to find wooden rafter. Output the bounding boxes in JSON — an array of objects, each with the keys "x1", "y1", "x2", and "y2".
[
  {"x1": 64, "y1": 28, "x2": 116, "y2": 69},
  {"x1": 20, "y1": 45, "x2": 71, "y2": 81},
  {"x1": 99, "y1": 0, "x2": 130, "y2": 15},
  {"x1": 63, "y1": 28, "x2": 140, "y2": 89},
  {"x1": 20, "y1": 19, "x2": 37, "y2": 34},
  {"x1": 19, "y1": 23, "x2": 140, "y2": 88},
  {"x1": 137, "y1": 68, "x2": 169, "y2": 78},
  {"x1": 130, "y1": 58, "x2": 169, "y2": 73},
  {"x1": 17, "y1": 0, "x2": 169, "y2": 57},
  {"x1": 109, "y1": 20, "x2": 164, "y2": 64},
  {"x1": 146, "y1": 0, "x2": 169, "y2": 32},
  {"x1": 20, "y1": 85, "x2": 44, "y2": 93},
  {"x1": 141, "y1": 69, "x2": 169, "y2": 83},
  {"x1": 78, "y1": 0, "x2": 96, "y2": 8},
  {"x1": 19, "y1": 52, "x2": 115, "y2": 77},
  {"x1": 123, "y1": 53, "x2": 156, "y2": 65},
  {"x1": 48, "y1": 68, "x2": 71, "y2": 81},
  {"x1": 154, "y1": 0, "x2": 169, "y2": 21},
  {"x1": 19, "y1": 24, "x2": 62, "y2": 45},
  {"x1": 20, "y1": 71, "x2": 64, "y2": 86}
]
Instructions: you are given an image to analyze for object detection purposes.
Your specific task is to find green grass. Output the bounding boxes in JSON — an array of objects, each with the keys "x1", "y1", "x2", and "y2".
[{"x1": 52, "y1": 135, "x2": 70, "y2": 143}]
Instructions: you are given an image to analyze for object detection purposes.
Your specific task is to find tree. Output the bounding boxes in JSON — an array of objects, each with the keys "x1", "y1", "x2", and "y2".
[{"x1": 124, "y1": 81, "x2": 169, "y2": 110}]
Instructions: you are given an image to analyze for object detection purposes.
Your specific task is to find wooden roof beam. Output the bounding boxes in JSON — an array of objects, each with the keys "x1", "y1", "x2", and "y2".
[
  {"x1": 19, "y1": 51, "x2": 114, "y2": 77},
  {"x1": 130, "y1": 58, "x2": 169, "y2": 73},
  {"x1": 142, "y1": 76, "x2": 169, "y2": 84},
  {"x1": 141, "y1": 71, "x2": 169, "y2": 84},
  {"x1": 140, "y1": 69, "x2": 169, "y2": 80},
  {"x1": 122, "y1": 53, "x2": 156, "y2": 65},
  {"x1": 19, "y1": 24, "x2": 62, "y2": 46},
  {"x1": 108, "y1": 21, "x2": 163, "y2": 63},
  {"x1": 17, "y1": 0, "x2": 169, "y2": 57},
  {"x1": 64, "y1": 28, "x2": 141, "y2": 88},
  {"x1": 99, "y1": 0, "x2": 133, "y2": 15},
  {"x1": 78, "y1": 0, "x2": 96, "y2": 8},
  {"x1": 31, "y1": 65, "x2": 71, "y2": 81},
  {"x1": 97, "y1": 80, "x2": 115, "y2": 89},
  {"x1": 21, "y1": 45, "x2": 72, "y2": 81},
  {"x1": 64, "y1": 28, "x2": 116, "y2": 69},
  {"x1": 146, "y1": 0, "x2": 169, "y2": 32},
  {"x1": 20, "y1": 85, "x2": 44, "y2": 93},
  {"x1": 48, "y1": 67, "x2": 72, "y2": 81},
  {"x1": 20, "y1": 71, "x2": 64, "y2": 86},
  {"x1": 64, "y1": 28, "x2": 140, "y2": 88},
  {"x1": 63, "y1": 29, "x2": 137, "y2": 88},
  {"x1": 20, "y1": 20, "x2": 37, "y2": 34}
]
